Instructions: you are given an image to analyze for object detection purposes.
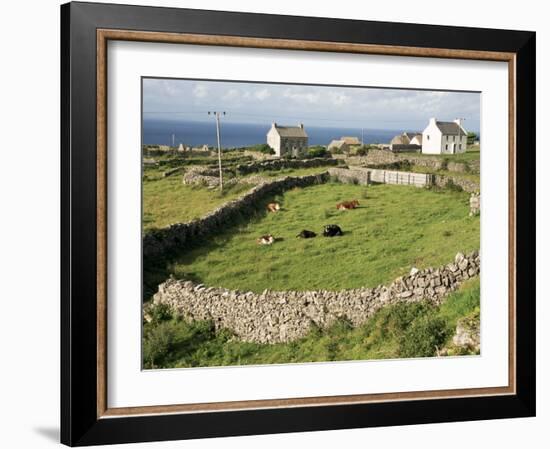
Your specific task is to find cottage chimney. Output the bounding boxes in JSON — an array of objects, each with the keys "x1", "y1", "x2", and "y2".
[
  {"x1": 272, "y1": 122, "x2": 277, "y2": 128},
  {"x1": 429, "y1": 117, "x2": 437, "y2": 126},
  {"x1": 453, "y1": 118, "x2": 462, "y2": 127},
  {"x1": 299, "y1": 123, "x2": 304, "y2": 129}
]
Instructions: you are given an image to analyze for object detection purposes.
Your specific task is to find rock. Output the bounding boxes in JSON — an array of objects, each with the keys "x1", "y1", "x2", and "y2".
[
  {"x1": 455, "y1": 252, "x2": 465, "y2": 264},
  {"x1": 410, "y1": 267, "x2": 419, "y2": 275},
  {"x1": 448, "y1": 263, "x2": 459, "y2": 273},
  {"x1": 452, "y1": 315, "x2": 480, "y2": 352}
]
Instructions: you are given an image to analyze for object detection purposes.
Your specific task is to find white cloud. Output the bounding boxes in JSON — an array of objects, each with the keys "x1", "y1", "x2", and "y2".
[
  {"x1": 192, "y1": 84, "x2": 209, "y2": 98},
  {"x1": 222, "y1": 89, "x2": 240, "y2": 100},
  {"x1": 283, "y1": 89, "x2": 320, "y2": 104},
  {"x1": 254, "y1": 88, "x2": 271, "y2": 100},
  {"x1": 328, "y1": 91, "x2": 351, "y2": 106}
]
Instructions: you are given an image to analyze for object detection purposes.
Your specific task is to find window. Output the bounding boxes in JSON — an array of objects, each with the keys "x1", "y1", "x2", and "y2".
[
  {"x1": 427, "y1": 135, "x2": 430, "y2": 140},
  {"x1": 445, "y1": 144, "x2": 448, "y2": 150}
]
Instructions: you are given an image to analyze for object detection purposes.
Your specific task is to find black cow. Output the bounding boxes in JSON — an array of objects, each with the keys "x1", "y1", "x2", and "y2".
[
  {"x1": 296, "y1": 230, "x2": 317, "y2": 239},
  {"x1": 323, "y1": 224, "x2": 343, "y2": 237}
]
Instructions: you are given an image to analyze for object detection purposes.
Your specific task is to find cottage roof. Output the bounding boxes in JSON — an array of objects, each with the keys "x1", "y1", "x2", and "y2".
[
  {"x1": 390, "y1": 134, "x2": 410, "y2": 145},
  {"x1": 341, "y1": 136, "x2": 361, "y2": 145},
  {"x1": 435, "y1": 121, "x2": 466, "y2": 135},
  {"x1": 272, "y1": 124, "x2": 308, "y2": 138},
  {"x1": 328, "y1": 139, "x2": 347, "y2": 148},
  {"x1": 411, "y1": 134, "x2": 422, "y2": 144}
]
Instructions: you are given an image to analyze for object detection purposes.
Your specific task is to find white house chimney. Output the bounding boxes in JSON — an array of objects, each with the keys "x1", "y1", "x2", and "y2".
[
  {"x1": 299, "y1": 123, "x2": 304, "y2": 129},
  {"x1": 453, "y1": 118, "x2": 462, "y2": 127},
  {"x1": 272, "y1": 122, "x2": 277, "y2": 128},
  {"x1": 429, "y1": 117, "x2": 437, "y2": 126}
]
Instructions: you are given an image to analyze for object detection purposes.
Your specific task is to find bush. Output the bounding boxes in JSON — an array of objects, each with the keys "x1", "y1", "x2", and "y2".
[
  {"x1": 445, "y1": 179, "x2": 463, "y2": 192},
  {"x1": 251, "y1": 144, "x2": 275, "y2": 154},
  {"x1": 355, "y1": 146, "x2": 368, "y2": 156},
  {"x1": 306, "y1": 146, "x2": 329, "y2": 158},
  {"x1": 467, "y1": 132, "x2": 477, "y2": 145},
  {"x1": 148, "y1": 303, "x2": 173, "y2": 324},
  {"x1": 143, "y1": 321, "x2": 176, "y2": 368},
  {"x1": 398, "y1": 315, "x2": 449, "y2": 358}
]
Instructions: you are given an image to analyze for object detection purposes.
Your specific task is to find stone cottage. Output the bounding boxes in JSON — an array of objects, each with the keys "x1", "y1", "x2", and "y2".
[
  {"x1": 389, "y1": 132, "x2": 423, "y2": 152},
  {"x1": 421, "y1": 118, "x2": 468, "y2": 155},
  {"x1": 266, "y1": 123, "x2": 308, "y2": 157}
]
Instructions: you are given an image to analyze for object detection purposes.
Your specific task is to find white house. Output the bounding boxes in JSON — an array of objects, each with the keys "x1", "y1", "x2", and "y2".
[
  {"x1": 267, "y1": 123, "x2": 308, "y2": 157},
  {"x1": 421, "y1": 118, "x2": 468, "y2": 155}
]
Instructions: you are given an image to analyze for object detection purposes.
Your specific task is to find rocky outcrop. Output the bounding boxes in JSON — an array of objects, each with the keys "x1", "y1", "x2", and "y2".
[
  {"x1": 150, "y1": 251, "x2": 480, "y2": 344},
  {"x1": 469, "y1": 193, "x2": 481, "y2": 216}
]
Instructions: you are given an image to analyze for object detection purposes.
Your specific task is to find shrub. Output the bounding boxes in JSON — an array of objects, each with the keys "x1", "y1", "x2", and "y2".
[
  {"x1": 251, "y1": 144, "x2": 275, "y2": 154},
  {"x1": 143, "y1": 321, "x2": 176, "y2": 368},
  {"x1": 355, "y1": 146, "x2": 368, "y2": 156},
  {"x1": 445, "y1": 179, "x2": 463, "y2": 192},
  {"x1": 307, "y1": 146, "x2": 329, "y2": 158},
  {"x1": 398, "y1": 315, "x2": 449, "y2": 358},
  {"x1": 148, "y1": 303, "x2": 173, "y2": 324}
]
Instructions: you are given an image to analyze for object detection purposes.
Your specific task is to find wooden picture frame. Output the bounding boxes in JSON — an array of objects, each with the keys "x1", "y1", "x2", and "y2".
[{"x1": 61, "y1": 1, "x2": 536, "y2": 446}]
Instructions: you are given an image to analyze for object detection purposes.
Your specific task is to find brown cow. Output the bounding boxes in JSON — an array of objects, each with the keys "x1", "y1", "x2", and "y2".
[
  {"x1": 336, "y1": 199, "x2": 359, "y2": 210},
  {"x1": 266, "y1": 202, "x2": 281, "y2": 212}
]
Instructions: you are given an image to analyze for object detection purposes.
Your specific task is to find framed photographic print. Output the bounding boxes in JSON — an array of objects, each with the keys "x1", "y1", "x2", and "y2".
[{"x1": 61, "y1": 1, "x2": 536, "y2": 446}]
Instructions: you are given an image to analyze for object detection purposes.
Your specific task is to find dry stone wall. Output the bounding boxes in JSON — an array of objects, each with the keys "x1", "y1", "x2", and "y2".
[
  {"x1": 235, "y1": 157, "x2": 338, "y2": 175},
  {"x1": 434, "y1": 174, "x2": 479, "y2": 193},
  {"x1": 150, "y1": 252, "x2": 480, "y2": 344},
  {"x1": 336, "y1": 149, "x2": 476, "y2": 174}
]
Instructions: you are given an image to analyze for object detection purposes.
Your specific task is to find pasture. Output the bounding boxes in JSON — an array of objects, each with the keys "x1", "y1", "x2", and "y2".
[
  {"x1": 169, "y1": 182, "x2": 480, "y2": 292},
  {"x1": 142, "y1": 174, "x2": 251, "y2": 231}
]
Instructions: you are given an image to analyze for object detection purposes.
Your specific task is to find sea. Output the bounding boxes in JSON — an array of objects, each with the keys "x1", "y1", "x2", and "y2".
[{"x1": 143, "y1": 119, "x2": 402, "y2": 148}]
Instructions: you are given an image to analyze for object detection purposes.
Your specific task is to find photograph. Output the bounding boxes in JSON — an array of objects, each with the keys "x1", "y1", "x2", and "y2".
[{"x1": 141, "y1": 78, "x2": 482, "y2": 369}]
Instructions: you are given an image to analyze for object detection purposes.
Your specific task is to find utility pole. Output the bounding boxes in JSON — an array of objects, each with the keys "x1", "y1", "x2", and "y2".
[
  {"x1": 456, "y1": 118, "x2": 465, "y2": 153},
  {"x1": 208, "y1": 111, "x2": 225, "y2": 191}
]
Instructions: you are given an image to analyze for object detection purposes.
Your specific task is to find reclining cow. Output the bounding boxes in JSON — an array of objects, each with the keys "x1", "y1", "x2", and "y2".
[
  {"x1": 257, "y1": 234, "x2": 275, "y2": 245},
  {"x1": 323, "y1": 224, "x2": 344, "y2": 237},
  {"x1": 336, "y1": 199, "x2": 359, "y2": 210},
  {"x1": 296, "y1": 230, "x2": 316, "y2": 239}
]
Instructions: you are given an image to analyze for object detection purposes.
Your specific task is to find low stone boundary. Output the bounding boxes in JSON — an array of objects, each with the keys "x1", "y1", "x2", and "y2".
[
  {"x1": 336, "y1": 149, "x2": 477, "y2": 174},
  {"x1": 434, "y1": 174, "x2": 479, "y2": 193},
  {"x1": 235, "y1": 157, "x2": 338, "y2": 175},
  {"x1": 150, "y1": 252, "x2": 480, "y2": 344},
  {"x1": 143, "y1": 172, "x2": 330, "y2": 265}
]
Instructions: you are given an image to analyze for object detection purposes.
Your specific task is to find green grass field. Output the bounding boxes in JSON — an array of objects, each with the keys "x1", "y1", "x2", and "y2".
[
  {"x1": 142, "y1": 278, "x2": 480, "y2": 368},
  {"x1": 169, "y1": 182, "x2": 479, "y2": 292},
  {"x1": 143, "y1": 175, "x2": 252, "y2": 231}
]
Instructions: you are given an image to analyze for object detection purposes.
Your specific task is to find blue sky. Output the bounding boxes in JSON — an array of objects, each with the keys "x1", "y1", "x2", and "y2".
[{"x1": 143, "y1": 78, "x2": 480, "y2": 133}]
